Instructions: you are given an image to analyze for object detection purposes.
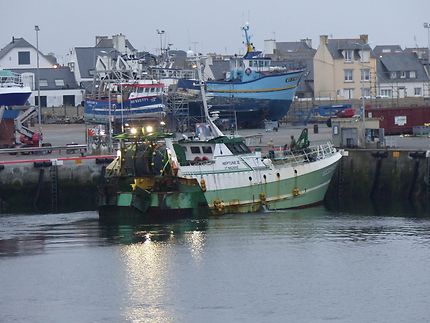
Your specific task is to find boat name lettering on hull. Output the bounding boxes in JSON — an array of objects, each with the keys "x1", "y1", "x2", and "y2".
[{"x1": 222, "y1": 160, "x2": 240, "y2": 170}]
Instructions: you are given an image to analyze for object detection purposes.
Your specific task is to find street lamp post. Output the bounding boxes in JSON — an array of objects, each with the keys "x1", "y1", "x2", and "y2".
[
  {"x1": 355, "y1": 41, "x2": 370, "y2": 148},
  {"x1": 424, "y1": 23, "x2": 430, "y2": 97},
  {"x1": 35, "y1": 25, "x2": 42, "y2": 146}
]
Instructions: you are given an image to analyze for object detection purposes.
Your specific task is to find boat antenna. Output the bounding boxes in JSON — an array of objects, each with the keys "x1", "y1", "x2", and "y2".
[{"x1": 194, "y1": 55, "x2": 224, "y2": 137}]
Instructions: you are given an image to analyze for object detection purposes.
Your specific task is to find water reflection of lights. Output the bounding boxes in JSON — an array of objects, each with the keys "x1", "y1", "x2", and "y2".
[
  {"x1": 185, "y1": 230, "x2": 205, "y2": 262},
  {"x1": 122, "y1": 241, "x2": 173, "y2": 322}
]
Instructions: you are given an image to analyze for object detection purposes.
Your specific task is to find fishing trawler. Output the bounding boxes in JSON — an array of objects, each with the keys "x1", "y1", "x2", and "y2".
[
  {"x1": 84, "y1": 80, "x2": 165, "y2": 123},
  {"x1": 178, "y1": 24, "x2": 304, "y2": 127},
  {"x1": 84, "y1": 53, "x2": 165, "y2": 124},
  {"x1": 98, "y1": 56, "x2": 341, "y2": 220}
]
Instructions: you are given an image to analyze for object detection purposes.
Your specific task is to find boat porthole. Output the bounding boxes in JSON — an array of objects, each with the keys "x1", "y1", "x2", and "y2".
[{"x1": 249, "y1": 176, "x2": 252, "y2": 181}]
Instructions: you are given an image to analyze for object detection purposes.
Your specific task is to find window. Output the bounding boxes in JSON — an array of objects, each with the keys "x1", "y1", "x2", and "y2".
[
  {"x1": 360, "y1": 50, "x2": 370, "y2": 63},
  {"x1": 414, "y1": 88, "x2": 422, "y2": 96},
  {"x1": 344, "y1": 50, "x2": 353, "y2": 62},
  {"x1": 400, "y1": 71, "x2": 406, "y2": 79},
  {"x1": 381, "y1": 89, "x2": 392, "y2": 97},
  {"x1": 35, "y1": 96, "x2": 47, "y2": 107},
  {"x1": 63, "y1": 95, "x2": 75, "y2": 106},
  {"x1": 344, "y1": 69, "x2": 353, "y2": 82},
  {"x1": 190, "y1": 146, "x2": 201, "y2": 154},
  {"x1": 361, "y1": 69, "x2": 370, "y2": 81},
  {"x1": 361, "y1": 88, "x2": 371, "y2": 98},
  {"x1": 390, "y1": 72, "x2": 397, "y2": 79},
  {"x1": 410, "y1": 71, "x2": 416, "y2": 79},
  {"x1": 39, "y1": 79, "x2": 48, "y2": 87},
  {"x1": 18, "y1": 51, "x2": 30, "y2": 65},
  {"x1": 55, "y1": 79, "x2": 65, "y2": 86},
  {"x1": 202, "y1": 146, "x2": 213, "y2": 153},
  {"x1": 343, "y1": 88, "x2": 354, "y2": 99}
]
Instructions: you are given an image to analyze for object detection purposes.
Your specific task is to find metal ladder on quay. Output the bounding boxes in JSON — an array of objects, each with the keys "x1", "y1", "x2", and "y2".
[{"x1": 50, "y1": 165, "x2": 58, "y2": 213}]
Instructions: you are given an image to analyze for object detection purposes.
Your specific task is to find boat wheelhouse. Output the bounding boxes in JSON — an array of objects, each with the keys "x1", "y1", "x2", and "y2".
[{"x1": 84, "y1": 79, "x2": 165, "y2": 123}]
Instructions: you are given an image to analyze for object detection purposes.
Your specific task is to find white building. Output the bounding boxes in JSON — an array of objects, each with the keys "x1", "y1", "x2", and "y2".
[
  {"x1": 374, "y1": 46, "x2": 429, "y2": 98},
  {"x1": 0, "y1": 37, "x2": 83, "y2": 108}
]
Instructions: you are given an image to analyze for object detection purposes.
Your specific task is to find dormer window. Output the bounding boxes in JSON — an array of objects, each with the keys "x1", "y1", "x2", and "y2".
[
  {"x1": 410, "y1": 71, "x2": 416, "y2": 79},
  {"x1": 359, "y1": 50, "x2": 370, "y2": 63},
  {"x1": 400, "y1": 71, "x2": 406, "y2": 79},
  {"x1": 344, "y1": 50, "x2": 353, "y2": 62},
  {"x1": 390, "y1": 72, "x2": 397, "y2": 79}
]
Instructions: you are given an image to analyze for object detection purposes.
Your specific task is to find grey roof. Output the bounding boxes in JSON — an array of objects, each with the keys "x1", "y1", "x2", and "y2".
[
  {"x1": 96, "y1": 37, "x2": 136, "y2": 52},
  {"x1": 377, "y1": 52, "x2": 429, "y2": 82},
  {"x1": 0, "y1": 37, "x2": 56, "y2": 65},
  {"x1": 276, "y1": 41, "x2": 314, "y2": 53},
  {"x1": 167, "y1": 50, "x2": 188, "y2": 69},
  {"x1": 404, "y1": 47, "x2": 429, "y2": 62},
  {"x1": 326, "y1": 39, "x2": 375, "y2": 59},
  {"x1": 74, "y1": 47, "x2": 113, "y2": 79},
  {"x1": 10, "y1": 66, "x2": 78, "y2": 90},
  {"x1": 373, "y1": 45, "x2": 403, "y2": 57},
  {"x1": 0, "y1": 37, "x2": 38, "y2": 60},
  {"x1": 380, "y1": 53, "x2": 422, "y2": 71},
  {"x1": 208, "y1": 60, "x2": 230, "y2": 80}
]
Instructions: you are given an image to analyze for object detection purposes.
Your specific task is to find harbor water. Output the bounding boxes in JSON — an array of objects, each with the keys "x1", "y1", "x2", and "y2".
[{"x1": 1, "y1": 207, "x2": 430, "y2": 322}]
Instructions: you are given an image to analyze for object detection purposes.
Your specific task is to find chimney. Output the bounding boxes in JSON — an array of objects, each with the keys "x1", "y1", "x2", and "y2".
[
  {"x1": 12, "y1": 36, "x2": 15, "y2": 43},
  {"x1": 95, "y1": 36, "x2": 108, "y2": 47},
  {"x1": 301, "y1": 38, "x2": 312, "y2": 49},
  {"x1": 112, "y1": 34, "x2": 126, "y2": 54},
  {"x1": 320, "y1": 35, "x2": 328, "y2": 45},
  {"x1": 359, "y1": 34, "x2": 368, "y2": 44},
  {"x1": 264, "y1": 39, "x2": 276, "y2": 55}
]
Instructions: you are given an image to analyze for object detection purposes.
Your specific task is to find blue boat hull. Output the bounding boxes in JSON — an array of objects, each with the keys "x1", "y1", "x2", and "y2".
[
  {"x1": 0, "y1": 92, "x2": 31, "y2": 106},
  {"x1": 84, "y1": 96, "x2": 165, "y2": 123},
  {"x1": 179, "y1": 70, "x2": 303, "y2": 127},
  {"x1": 206, "y1": 70, "x2": 302, "y2": 101},
  {"x1": 189, "y1": 97, "x2": 293, "y2": 127}
]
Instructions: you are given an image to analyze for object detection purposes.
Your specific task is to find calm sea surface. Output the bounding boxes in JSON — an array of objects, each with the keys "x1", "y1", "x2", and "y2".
[{"x1": 1, "y1": 207, "x2": 430, "y2": 323}]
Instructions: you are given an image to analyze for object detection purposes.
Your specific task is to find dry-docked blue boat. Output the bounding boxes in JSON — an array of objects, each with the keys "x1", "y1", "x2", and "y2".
[{"x1": 180, "y1": 24, "x2": 304, "y2": 127}]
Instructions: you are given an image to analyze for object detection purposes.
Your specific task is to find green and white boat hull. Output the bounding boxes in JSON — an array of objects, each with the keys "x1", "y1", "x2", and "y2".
[{"x1": 178, "y1": 145, "x2": 342, "y2": 214}]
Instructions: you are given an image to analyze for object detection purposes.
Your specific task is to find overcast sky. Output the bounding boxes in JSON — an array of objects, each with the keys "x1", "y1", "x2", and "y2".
[{"x1": 1, "y1": 0, "x2": 429, "y2": 63}]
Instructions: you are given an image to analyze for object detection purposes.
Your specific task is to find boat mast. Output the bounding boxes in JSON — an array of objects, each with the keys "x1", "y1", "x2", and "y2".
[
  {"x1": 242, "y1": 24, "x2": 254, "y2": 53},
  {"x1": 194, "y1": 55, "x2": 224, "y2": 137}
]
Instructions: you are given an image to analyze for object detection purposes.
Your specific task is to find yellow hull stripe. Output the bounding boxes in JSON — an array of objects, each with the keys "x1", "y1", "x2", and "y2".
[{"x1": 208, "y1": 84, "x2": 297, "y2": 94}]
